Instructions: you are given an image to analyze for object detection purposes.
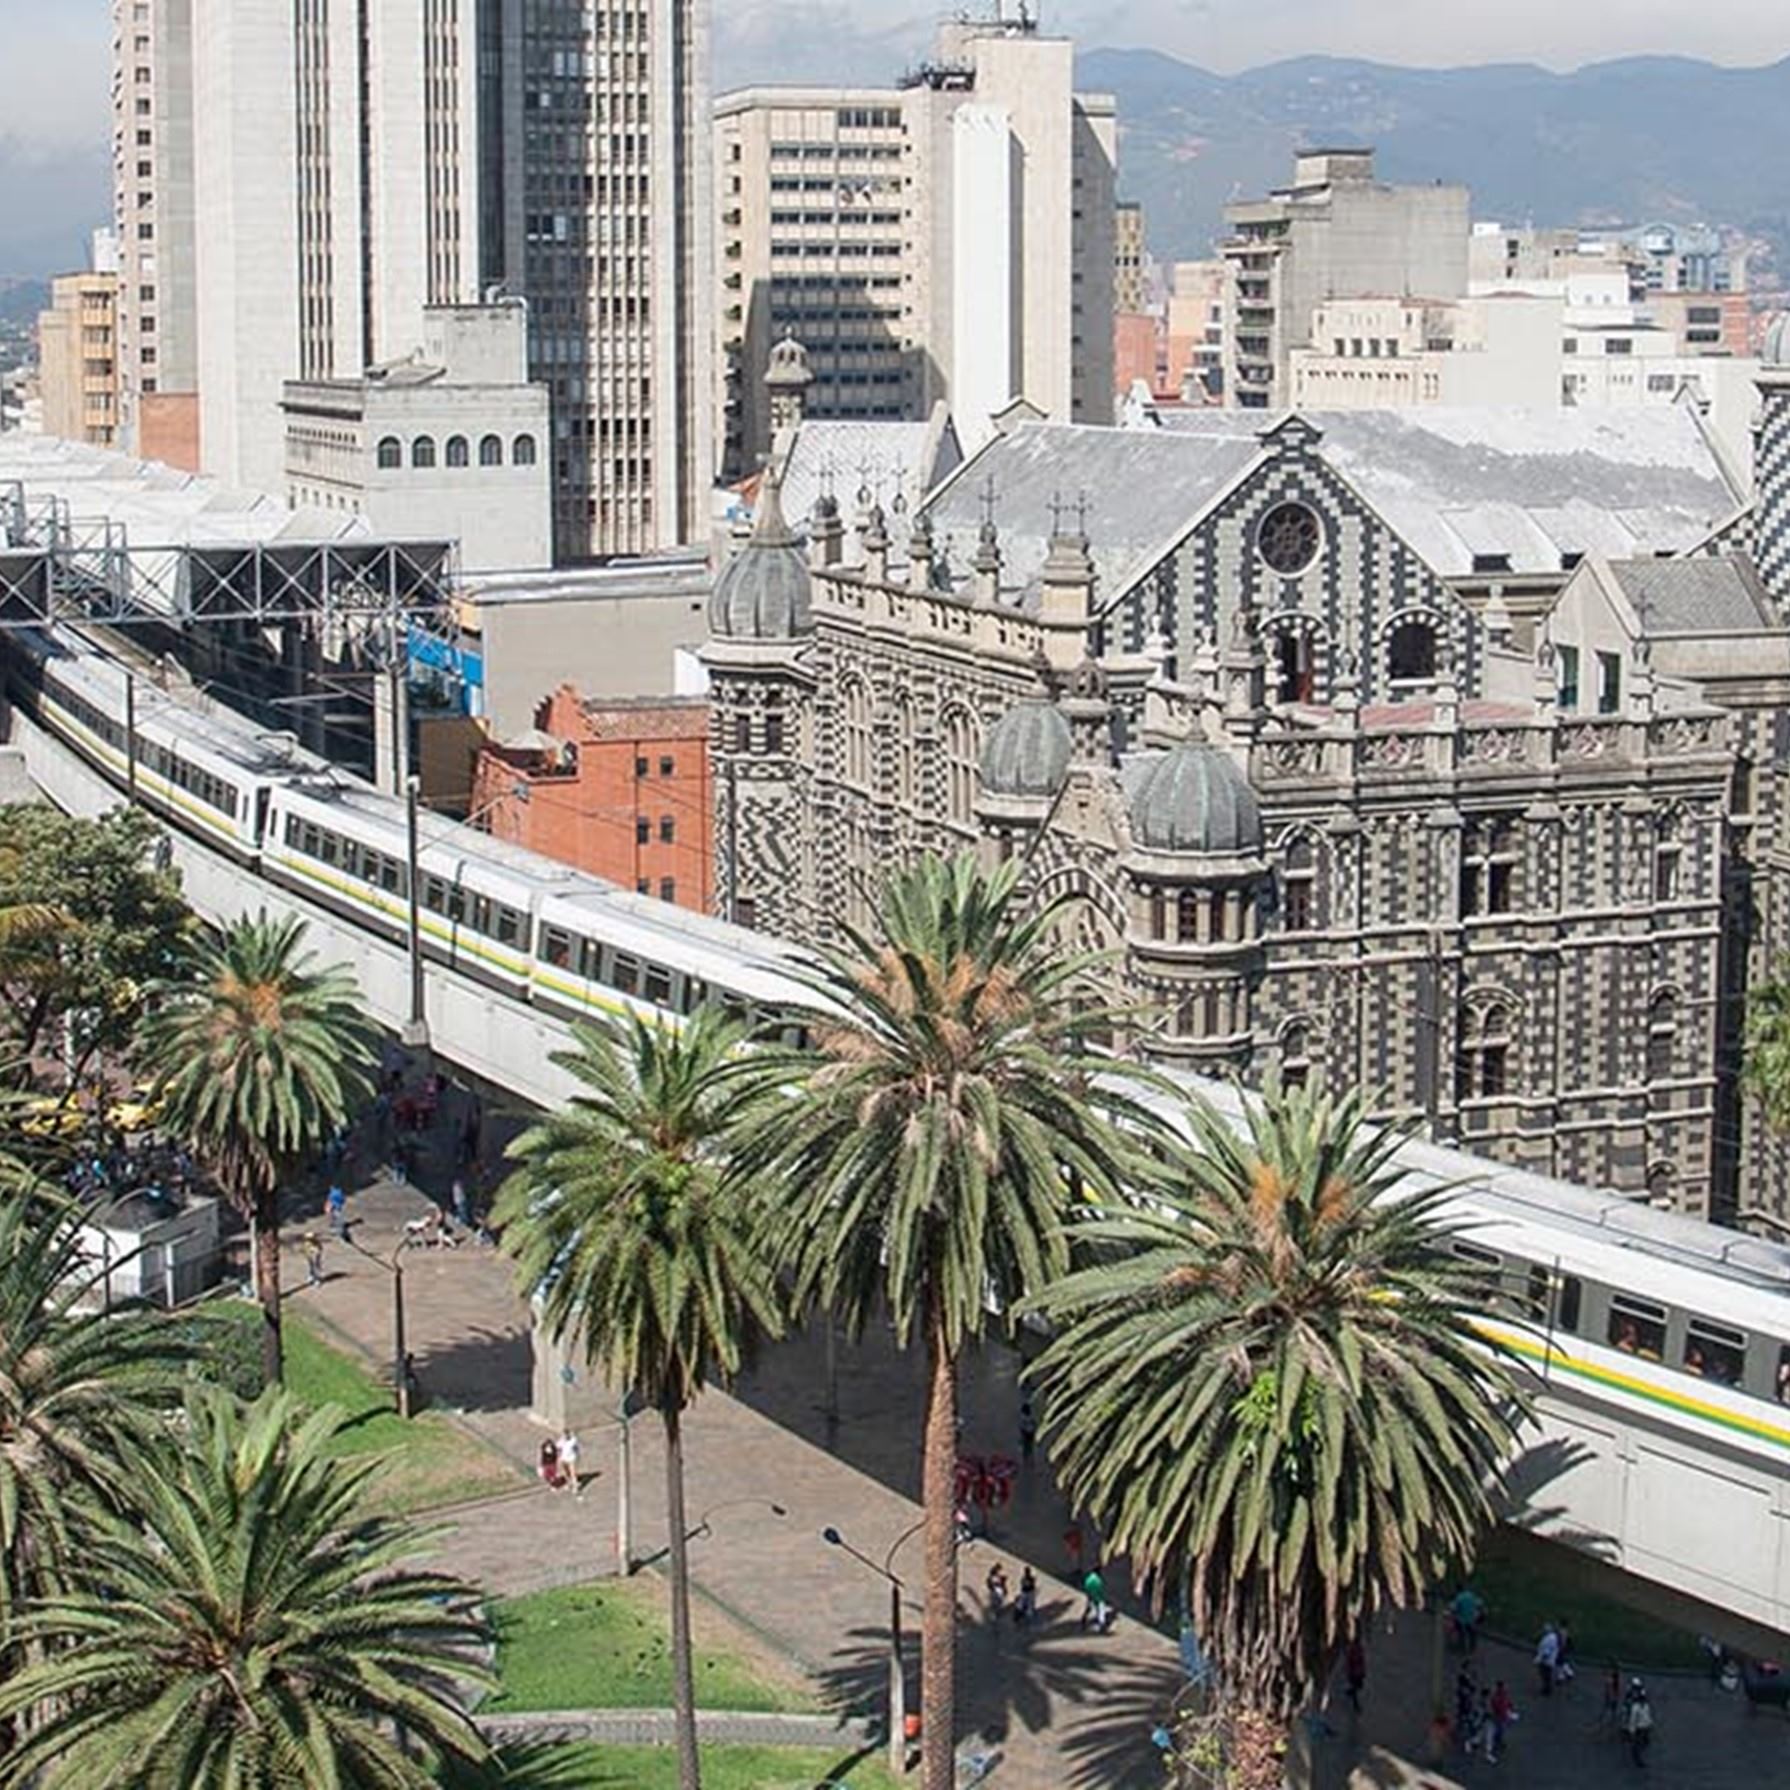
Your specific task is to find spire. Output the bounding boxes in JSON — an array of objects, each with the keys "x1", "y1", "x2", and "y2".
[{"x1": 753, "y1": 453, "x2": 795, "y2": 548}]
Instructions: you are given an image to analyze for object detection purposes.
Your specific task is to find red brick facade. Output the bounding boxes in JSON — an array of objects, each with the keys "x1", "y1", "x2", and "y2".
[{"x1": 470, "y1": 685, "x2": 713, "y2": 913}]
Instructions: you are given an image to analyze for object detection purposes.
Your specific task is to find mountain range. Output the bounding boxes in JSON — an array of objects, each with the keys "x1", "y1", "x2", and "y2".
[{"x1": 1081, "y1": 50, "x2": 1790, "y2": 281}]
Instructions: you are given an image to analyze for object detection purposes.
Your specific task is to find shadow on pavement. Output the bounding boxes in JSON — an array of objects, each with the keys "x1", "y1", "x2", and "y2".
[{"x1": 415, "y1": 1323, "x2": 534, "y2": 1413}]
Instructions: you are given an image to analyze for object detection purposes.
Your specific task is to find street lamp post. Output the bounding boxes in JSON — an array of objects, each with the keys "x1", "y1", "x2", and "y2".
[
  {"x1": 346, "y1": 1231, "x2": 413, "y2": 1419},
  {"x1": 822, "y1": 1519, "x2": 923, "y2": 1776}
]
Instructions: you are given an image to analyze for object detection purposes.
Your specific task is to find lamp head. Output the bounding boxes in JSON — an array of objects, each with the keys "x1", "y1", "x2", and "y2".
[{"x1": 822, "y1": 1526, "x2": 843, "y2": 1546}]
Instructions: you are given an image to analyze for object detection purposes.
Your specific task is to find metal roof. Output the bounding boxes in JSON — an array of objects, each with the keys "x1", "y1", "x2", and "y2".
[{"x1": 1606, "y1": 556, "x2": 1780, "y2": 633}]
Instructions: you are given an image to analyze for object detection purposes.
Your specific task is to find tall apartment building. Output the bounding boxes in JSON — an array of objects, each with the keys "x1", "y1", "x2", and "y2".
[
  {"x1": 36, "y1": 265, "x2": 121, "y2": 448},
  {"x1": 1221, "y1": 148, "x2": 1468, "y2": 409},
  {"x1": 478, "y1": 0, "x2": 713, "y2": 560},
  {"x1": 112, "y1": 0, "x2": 199, "y2": 469},
  {"x1": 1114, "y1": 200, "x2": 1147, "y2": 314},
  {"x1": 716, "y1": 9, "x2": 1116, "y2": 476},
  {"x1": 136, "y1": 2, "x2": 709, "y2": 560}
]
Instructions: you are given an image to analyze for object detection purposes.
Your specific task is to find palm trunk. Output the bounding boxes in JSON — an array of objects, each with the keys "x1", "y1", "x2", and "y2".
[
  {"x1": 252, "y1": 1181, "x2": 284, "y2": 1387},
  {"x1": 919, "y1": 1297, "x2": 958, "y2": 1790},
  {"x1": 662, "y1": 1402, "x2": 702, "y2": 1790}
]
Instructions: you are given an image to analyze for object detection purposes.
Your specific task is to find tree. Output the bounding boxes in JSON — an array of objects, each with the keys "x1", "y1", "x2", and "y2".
[
  {"x1": 0, "y1": 1385, "x2": 492, "y2": 1789},
  {"x1": 494, "y1": 1007, "x2": 784, "y2": 1790},
  {"x1": 139, "y1": 912, "x2": 375, "y2": 1386},
  {"x1": 734, "y1": 854, "x2": 1140, "y2": 1790},
  {"x1": 0, "y1": 804, "x2": 189, "y2": 1090},
  {"x1": 0, "y1": 1191, "x2": 194, "y2": 1642},
  {"x1": 1029, "y1": 1086, "x2": 1529, "y2": 1788},
  {"x1": 1744, "y1": 969, "x2": 1790, "y2": 1136}
]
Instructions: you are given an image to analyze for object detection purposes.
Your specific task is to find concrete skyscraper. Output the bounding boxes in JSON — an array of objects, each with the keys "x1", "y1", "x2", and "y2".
[{"x1": 128, "y1": 2, "x2": 711, "y2": 561}]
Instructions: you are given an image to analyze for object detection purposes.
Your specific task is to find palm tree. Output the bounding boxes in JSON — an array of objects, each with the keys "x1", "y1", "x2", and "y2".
[
  {"x1": 1744, "y1": 968, "x2": 1790, "y2": 1136},
  {"x1": 140, "y1": 912, "x2": 375, "y2": 1386},
  {"x1": 1029, "y1": 1085, "x2": 1529, "y2": 1788},
  {"x1": 0, "y1": 1385, "x2": 492, "y2": 1789},
  {"x1": 494, "y1": 1006, "x2": 784, "y2": 1790},
  {"x1": 734, "y1": 853, "x2": 1142, "y2": 1790},
  {"x1": 0, "y1": 1191, "x2": 193, "y2": 1637}
]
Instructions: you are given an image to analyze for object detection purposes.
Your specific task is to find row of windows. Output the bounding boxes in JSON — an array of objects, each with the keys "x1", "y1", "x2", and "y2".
[
  {"x1": 52, "y1": 687, "x2": 239, "y2": 819},
  {"x1": 376, "y1": 433, "x2": 538, "y2": 470}
]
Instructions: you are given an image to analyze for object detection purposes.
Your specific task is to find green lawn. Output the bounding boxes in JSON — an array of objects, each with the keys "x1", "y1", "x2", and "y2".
[
  {"x1": 483, "y1": 1580, "x2": 816, "y2": 1715},
  {"x1": 197, "y1": 1302, "x2": 521, "y2": 1515},
  {"x1": 446, "y1": 1742, "x2": 895, "y2": 1790},
  {"x1": 1463, "y1": 1526, "x2": 1704, "y2": 1672}
]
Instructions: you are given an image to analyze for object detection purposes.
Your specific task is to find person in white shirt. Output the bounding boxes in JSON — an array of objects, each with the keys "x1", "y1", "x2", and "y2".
[{"x1": 557, "y1": 1428, "x2": 582, "y2": 1498}]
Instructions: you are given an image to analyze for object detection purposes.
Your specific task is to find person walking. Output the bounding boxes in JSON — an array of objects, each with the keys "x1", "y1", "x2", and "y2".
[
  {"x1": 325, "y1": 1181, "x2": 347, "y2": 1237},
  {"x1": 1535, "y1": 1620, "x2": 1561, "y2": 1696},
  {"x1": 1018, "y1": 1397, "x2": 1038, "y2": 1462},
  {"x1": 1487, "y1": 1679, "x2": 1515, "y2": 1763},
  {"x1": 1080, "y1": 1567, "x2": 1110, "y2": 1634},
  {"x1": 557, "y1": 1427, "x2": 582, "y2": 1497},
  {"x1": 1454, "y1": 1665, "x2": 1480, "y2": 1755},
  {"x1": 451, "y1": 1174, "x2": 470, "y2": 1229},
  {"x1": 1014, "y1": 1566, "x2": 1037, "y2": 1627},
  {"x1": 303, "y1": 1232, "x2": 324, "y2": 1289},
  {"x1": 1344, "y1": 1636, "x2": 1367, "y2": 1712},
  {"x1": 537, "y1": 1437, "x2": 559, "y2": 1490},
  {"x1": 1451, "y1": 1584, "x2": 1485, "y2": 1653},
  {"x1": 985, "y1": 1563, "x2": 1008, "y2": 1619},
  {"x1": 1622, "y1": 1680, "x2": 1654, "y2": 1767}
]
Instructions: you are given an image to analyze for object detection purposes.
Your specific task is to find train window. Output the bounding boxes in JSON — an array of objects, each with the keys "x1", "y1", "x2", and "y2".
[
  {"x1": 644, "y1": 965, "x2": 673, "y2": 1008},
  {"x1": 612, "y1": 954, "x2": 639, "y2": 996},
  {"x1": 319, "y1": 832, "x2": 339, "y2": 867},
  {"x1": 578, "y1": 939, "x2": 603, "y2": 981},
  {"x1": 286, "y1": 815, "x2": 300, "y2": 846},
  {"x1": 301, "y1": 823, "x2": 321, "y2": 856},
  {"x1": 1556, "y1": 1275, "x2": 1582, "y2": 1335},
  {"x1": 470, "y1": 896, "x2": 492, "y2": 934},
  {"x1": 495, "y1": 908, "x2": 521, "y2": 946},
  {"x1": 341, "y1": 842, "x2": 362, "y2": 879},
  {"x1": 445, "y1": 888, "x2": 465, "y2": 923},
  {"x1": 1777, "y1": 1346, "x2": 1790, "y2": 1407},
  {"x1": 680, "y1": 978, "x2": 706, "y2": 1017},
  {"x1": 542, "y1": 928, "x2": 572, "y2": 969},
  {"x1": 1451, "y1": 1241, "x2": 1501, "y2": 1272},
  {"x1": 1684, "y1": 1318, "x2": 1746, "y2": 1388},
  {"x1": 379, "y1": 857, "x2": 402, "y2": 895},
  {"x1": 1608, "y1": 1295, "x2": 1666, "y2": 1362},
  {"x1": 423, "y1": 876, "x2": 446, "y2": 912}
]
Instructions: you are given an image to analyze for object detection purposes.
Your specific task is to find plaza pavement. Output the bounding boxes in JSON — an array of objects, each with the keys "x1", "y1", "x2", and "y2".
[{"x1": 272, "y1": 1104, "x2": 1790, "y2": 1789}]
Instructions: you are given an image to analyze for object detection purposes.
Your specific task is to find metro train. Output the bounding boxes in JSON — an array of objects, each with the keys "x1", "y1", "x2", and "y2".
[{"x1": 10, "y1": 622, "x2": 1790, "y2": 1474}]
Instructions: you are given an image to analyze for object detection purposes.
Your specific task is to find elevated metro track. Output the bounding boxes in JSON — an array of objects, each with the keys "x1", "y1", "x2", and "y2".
[{"x1": 9, "y1": 693, "x2": 1790, "y2": 1643}]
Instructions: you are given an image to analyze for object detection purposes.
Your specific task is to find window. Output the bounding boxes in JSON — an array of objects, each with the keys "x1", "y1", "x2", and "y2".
[
  {"x1": 479, "y1": 434, "x2": 503, "y2": 466},
  {"x1": 659, "y1": 816, "x2": 674, "y2": 844},
  {"x1": 1281, "y1": 835, "x2": 1316, "y2": 931},
  {"x1": 1646, "y1": 991, "x2": 1677, "y2": 1081},
  {"x1": 1777, "y1": 1344, "x2": 1790, "y2": 1407},
  {"x1": 659, "y1": 877, "x2": 676, "y2": 903},
  {"x1": 1274, "y1": 630, "x2": 1314, "y2": 704},
  {"x1": 842, "y1": 681, "x2": 872, "y2": 788},
  {"x1": 612, "y1": 954, "x2": 639, "y2": 996},
  {"x1": 1388, "y1": 618, "x2": 1437, "y2": 683},
  {"x1": 659, "y1": 755, "x2": 675, "y2": 777},
  {"x1": 763, "y1": 696, "x2": 785, "y2": 756},
  {"x1": 1604, "y1": 337, "x2": 1633, "y2": 355},
  {"x1": 1654, "y1": 817, "x2": 1681, "y2": 904},
  {"x1": 1255, "y1": 502, "x2": 1323, "y2": 577},
  {"x1": 635, "y1": 817, "x2": 650, "y2": 845},
  {"x1": 376, "y1": 436, "x2": 402, "y2": 469},
  {"x1": 1176, "y1": 890, "x2": 1200, "y2": 944},
  {"x1": 1556, "y1": 644, "x2": 1580, "y2": 711},
  {"x1": 1554, "y1": 1273, "x2": 1584, "y2": 1335},
  {"x1": 1280, "y1": 1022, "x2": 1311, "y2": 1092},
  {"x1": 1684, "y1": 1318, "x2": 1745, "y2": 1388},
  {"x1": 1607, "y1": 1295, "x2": 1666, "y2": 1361},
  {"x1": 542, "y1": 928, "x2": 572, "y2": 969},
  {"x1": 1461, "y1": 817, "x2": 1518, "y2": 917},
  {"x1": 944, "y1": 709, "x2": 978, "y2": 825},
  {"x1": 1596, "y1": 651, "x2": 1621, "y2": 715},
  {"x1": 635, "y1": 756, "x2": 648, "y2": 778},
  {"x1": 644, "y1": 965, "x2": 673, "y2": 1007},
  {"x1": 513, "y1": 433, "x2": 538, "y2": 465},
  {"x1": 445, "y1": 435, "x2": 469, "y2": 468},
  {"x1": 412, "y1": 436, "x2": 436, "y2": 468},
  {"x1": 1455, "y1": 999, "x2": 1513, "y2": 1101}
]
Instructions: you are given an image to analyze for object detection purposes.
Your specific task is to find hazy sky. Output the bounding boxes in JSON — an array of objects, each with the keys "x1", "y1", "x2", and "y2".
[{"x1": 1, "y1": 0, "x2": 1787, "y2": 270}]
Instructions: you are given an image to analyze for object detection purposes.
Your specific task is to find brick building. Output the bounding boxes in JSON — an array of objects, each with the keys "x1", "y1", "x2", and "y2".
[{"x1": 470, "y1": 687, "x2": 713, "y2": 913}]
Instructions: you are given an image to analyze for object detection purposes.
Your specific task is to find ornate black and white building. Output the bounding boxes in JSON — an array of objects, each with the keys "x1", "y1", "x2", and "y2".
[{"x1": 701, "y1": 345, "x2": 1790, "y2": 1225}]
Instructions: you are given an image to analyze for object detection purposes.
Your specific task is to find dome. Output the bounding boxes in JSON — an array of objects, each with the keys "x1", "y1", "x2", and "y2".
[
  {"x1": 709, "y1": 464, "x2": 813, "y2": 641},
  {"x1": 980, "y1": 700, "x2": 1072, "y2": 799},
  {"x1": 1128, "y1": 742, "x2": 1262, "y2": 855},
  {"x1": 1765, "y1": 313, "x2": 1790, "y2": 368}
]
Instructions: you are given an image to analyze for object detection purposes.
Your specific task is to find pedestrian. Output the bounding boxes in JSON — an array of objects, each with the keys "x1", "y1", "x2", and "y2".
[
  {"x1": 954, "y1": 1502, "x2": 973, "y2": 1547},
  {"x1": 1018, "y1": 1397, "x2": 1038, "y2": 1462},
  {"x1": 1345, "y1": 1636, "x2": 1366, "y2": 1712},
  {"x1": 303, "y1": 1231, "x2": 324, "y2": 1288},
  {"x1": 451, "y1": 1175, "x2": 470, "y2": 1228},
  {"x1": 1451, "y1": 1584, "x2": 1485, "y2": 1653},
  {"x1": 1454, "y1": 1665, "x2": 1479, "y2": 1754},
  {"x1": 537, "y1": 1437, "x2": 559, "y2": 1489},
  {"x1": 1487, "y1": 1679, "x2": 1515, "y2": 1762},
  {"x1": 1622, "y1": 1679, "x2": 1653, "y2": 1767},
  {"x1": 1535, "y1": 1620, "x2": 1560, "y2": 1696},
  {"x1": 557, "y1": 1427, "x2": 582, "y2": 1497},
  {"x1": 985, "y1": 1563, "x2": 1008, "y2": 1618},
  {"x1": 1015, "y1": 1566, "x2": 1037, "y2": 1626},
  {"x1": 403, "y1": 1351, "x2": 421, "y2": 1410},
  {"x1": 1601, "y1": 1663, "x2": 1622, "y2": 1730},
  {"x1": 326, "y1": 1181, "x2": 347, "y2": 1237},
  {"x1": 1080, "y1": 1566, "x2": 1111, "y2": 1634}
]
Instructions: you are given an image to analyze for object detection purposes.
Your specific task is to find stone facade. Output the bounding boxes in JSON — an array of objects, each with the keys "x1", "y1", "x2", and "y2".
[{"x1": 701, "y1": 365, "x2": 1790, "y2": 1225}]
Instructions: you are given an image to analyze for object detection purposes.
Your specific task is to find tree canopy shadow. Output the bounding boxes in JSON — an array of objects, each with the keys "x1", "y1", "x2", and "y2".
[{"x1": 410, "y1": 1323, "x2": 534, "y2": 1414}]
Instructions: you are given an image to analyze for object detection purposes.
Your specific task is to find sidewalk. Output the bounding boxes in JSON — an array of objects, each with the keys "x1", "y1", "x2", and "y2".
[{"x1": 277, "y1": 1110, "x2": 1790, "y2": 1790}]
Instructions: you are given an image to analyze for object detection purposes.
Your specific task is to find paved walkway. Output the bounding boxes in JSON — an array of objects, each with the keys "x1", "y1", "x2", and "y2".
[
  {"x1": 272, "y1": 1090, "x2": 1790, "y2": 1789},
  {"x1": 479, "y1": 1710, "x2": 875, "y2": 1748}
]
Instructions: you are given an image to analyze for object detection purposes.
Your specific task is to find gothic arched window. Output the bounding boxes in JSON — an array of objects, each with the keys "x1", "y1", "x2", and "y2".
[
  {"x1": 1388, "y1": 617, "x2": 1437, "y2": 684},
  {"x1": 944, "y1": 708, "x2": 978, "y2": 825},
  {"x1": 843, "y1": 681, "x2": 872, "y2": 790},
  {"x1": 1646, "y1": 989, "x2": 1677, "y2": 1082},
  {"x1": 1455, "y1": 998, "x2": 1514, "y2": 1102}
]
